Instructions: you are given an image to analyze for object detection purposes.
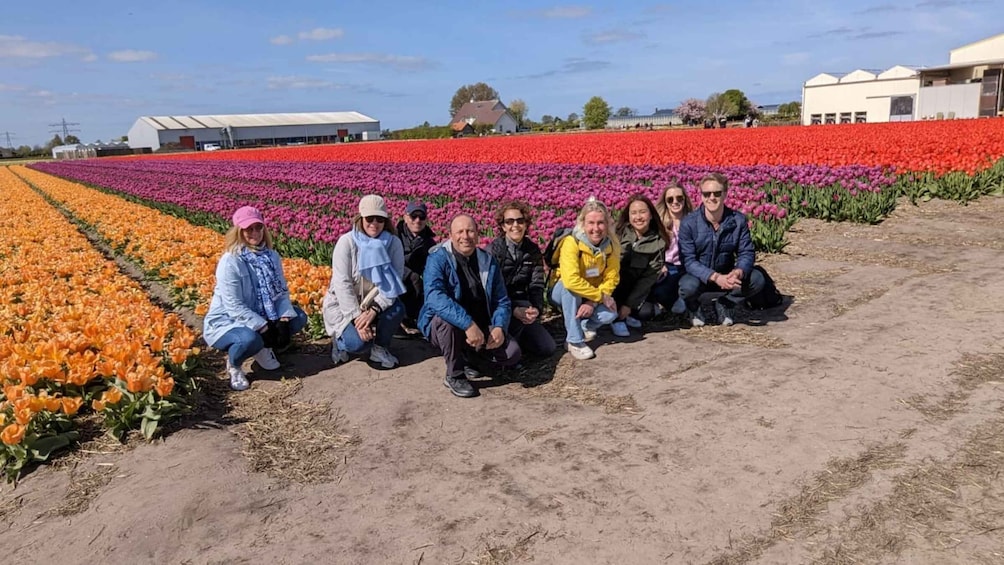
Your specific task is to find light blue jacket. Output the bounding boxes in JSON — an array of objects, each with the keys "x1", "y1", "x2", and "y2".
[{"x1": 203, "y1": 248, "x2": 297, "y2": 346}]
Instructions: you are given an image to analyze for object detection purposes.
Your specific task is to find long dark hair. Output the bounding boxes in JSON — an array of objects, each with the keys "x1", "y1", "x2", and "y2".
[{"x1": 615, "y1": 194, "x2": 670, "y2": 243}]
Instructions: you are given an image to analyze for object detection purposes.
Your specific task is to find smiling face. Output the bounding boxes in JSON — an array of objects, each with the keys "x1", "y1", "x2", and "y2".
[
  {"x1": 404, "y1": 211, "x2": 427, "y2": 235},
  {"x1": 628, "y1": 200, "x2": 651, "y2": 235},
  {"x1": 502, "y1": 207, "x2": 527, "y2": 244},
  {"x1": 700, "y1": 179, "x2": 726, "y2": 215},
  {"x1": 242, "y1": 223, "x2": 265, "y2": 247},
  {"x1": 450, "y1": 215, "x2": 478, "y2": 256},
  {"x1": 362, "y1": 215, "x2": 386, "y2": 238},
  {"x1": 664, "y1": 186, "x2": 687, "y2": 218},
  {"x1": 582, "y1": 210, "x2": 607, "y2": 246}
]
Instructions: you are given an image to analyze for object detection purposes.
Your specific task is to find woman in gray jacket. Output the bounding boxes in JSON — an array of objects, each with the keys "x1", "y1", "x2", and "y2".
[{"x1": 322, "y1": 195, "x2": 407, "y2": 369}]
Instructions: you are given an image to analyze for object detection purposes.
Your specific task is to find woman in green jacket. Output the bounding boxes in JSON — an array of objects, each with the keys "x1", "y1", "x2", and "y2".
[{"x1": 611, "y1": 194, "x2": 669, "y2": 335}]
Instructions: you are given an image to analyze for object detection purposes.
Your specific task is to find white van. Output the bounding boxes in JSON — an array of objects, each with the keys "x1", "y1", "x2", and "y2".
[{"x1": 203, "y1": 143, "x2": 221, "y2": 151}]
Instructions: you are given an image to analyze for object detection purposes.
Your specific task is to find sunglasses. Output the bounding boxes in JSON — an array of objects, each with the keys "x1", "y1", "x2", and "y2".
[
  {"x1": 363, "y1": 216, "x2": 386, "y2": 224},
  {"x1": 666, "y1": 195, "x2": 686, "y2": 204},
  {"x1": 701, "y1": 191, "x2": 724, "y2": 199},
  {"x1": 503, "y1": 217, "x2": 527, "y2": 226},
  {"x1": 409, "y1": 212, "x2": 427, "y2": 221}
]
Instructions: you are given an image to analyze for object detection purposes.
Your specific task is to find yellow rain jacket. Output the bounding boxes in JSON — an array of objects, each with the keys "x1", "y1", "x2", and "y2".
[{"x1": 550, "y1": 231, "x2": 620, "y2": 302}]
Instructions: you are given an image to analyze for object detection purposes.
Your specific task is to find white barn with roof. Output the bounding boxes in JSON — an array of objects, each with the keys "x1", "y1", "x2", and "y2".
[
  {"x1": 801, "y1": 33, "x2": 1004, "y2": 125},
  {"x1": 127, "y1": 111, "x2": 381, "y2": 151}
]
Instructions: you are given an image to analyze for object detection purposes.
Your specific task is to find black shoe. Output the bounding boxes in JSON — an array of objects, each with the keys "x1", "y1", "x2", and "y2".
[
  {"x1": 444, "y1": 374, "x2": 476, "y2": 398},
  {"x1": 463, "y1": 365, "x2": 481, "y2": 379}
]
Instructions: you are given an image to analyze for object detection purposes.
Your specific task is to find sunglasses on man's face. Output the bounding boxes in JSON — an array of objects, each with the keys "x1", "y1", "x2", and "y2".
[
  {"x1": 701, "y1": 190, "x2": 724, "y2": 199},
  {"x1": 503, "y1": 217, "x2": 527, "y2": 226},
  {"x1": 409, "y1": 212, "x2": 427, "y2": 221},
  {"x1": 364, "y1": 216, "x2": 386, "y2": 224},
  {"x1": 666, "y1": 195, "x2": 686, "y2": 204}
]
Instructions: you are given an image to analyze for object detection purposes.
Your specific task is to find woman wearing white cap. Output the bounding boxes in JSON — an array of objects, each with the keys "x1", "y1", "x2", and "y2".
[
  {"x1": 204, "y1": 206, "x2": 308, "y2": 391},
  {"x1": 322, "y1": 194, "x2": 407, "y2": 369}
]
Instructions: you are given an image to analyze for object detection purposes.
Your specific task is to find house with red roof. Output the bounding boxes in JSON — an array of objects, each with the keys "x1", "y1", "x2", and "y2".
[{"x1": 449, "y1": 99, "x2": 518, "y2": 135}]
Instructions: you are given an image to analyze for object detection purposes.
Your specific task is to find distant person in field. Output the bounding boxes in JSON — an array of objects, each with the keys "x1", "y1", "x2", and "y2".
[
  {"x1": 419, "y1": 214, "x2": 521, "y2": 398},
  {"x1": 396, "y1": 200, "x2": 437, "y2": 335},
  {"x1": 677, "y1": 173, "x2": 765, "y2": 326},
  {"x1": 322, "y1": 195, "x2": 407, "y2": 369},
  {"x1": 548, "y1": 197, "x2": 621, "y2": 360},
  {"x1": 649, "y1": 182, "x2": 694, "y2": 314},
  {"x1": 487, "y1": 201, "x2": 557, "y2": 358},
  {"x1": 611, "y1": 194, "x2": 669, "y2": 334},
  {"x1": 204, "y1": 206, "x2": 308, "y2": 391}
]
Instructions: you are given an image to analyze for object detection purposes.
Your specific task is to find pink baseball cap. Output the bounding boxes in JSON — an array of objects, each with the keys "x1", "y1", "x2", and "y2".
[{"x1": 232, "y1": 206, "x2": 265, "y2": 229}]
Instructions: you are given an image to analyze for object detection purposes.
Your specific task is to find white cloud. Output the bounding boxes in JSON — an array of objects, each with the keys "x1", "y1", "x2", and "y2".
[
  {"x1": 108, "y1": 50, "x2": 158, "y2": 62},
  {"x1": 306, "y1": 52, "x2": 434, "y2": 70},
  {"x1": 783, "y1": 52, "x2": 810, "y2": 65},
  {"x1": 584, "y1": 29, "x2": 646, "y2": 44},
  {"x1": 0, "y1": 83, "x2": 26, "y2": 92},
  {"x1": 0, "y1": 34, "x2": 93, "y2": 60},
  {"x1": 298, "y1": 27, "x2": 345, "y2": 41},
  {"x1": 543, "y1": 5, "x2": 593, "y2": 18},
  {"x1": 270, "y1": 34, "x2": 294, "y2": 45},
  {"x1": 267, "y1": 75, "x2": 336, "y2": 90}
]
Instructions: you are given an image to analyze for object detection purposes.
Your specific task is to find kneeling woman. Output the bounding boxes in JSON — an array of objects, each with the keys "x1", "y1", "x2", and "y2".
[
  {"x1": 204, "y1": 206, "x2": 308, "y2": 391},
  {"x1": 322, "y1": 195, "x2": 407, "y2": 369},
  {"x1": 611, "y1": 194, "x2": 669, "y2": 335},
  {"x1": 487, "y1": 201, "x2": 557, "y2": 357},
  {"x1": 549, "y1": 197, "x2": 621, "y2": 360}
]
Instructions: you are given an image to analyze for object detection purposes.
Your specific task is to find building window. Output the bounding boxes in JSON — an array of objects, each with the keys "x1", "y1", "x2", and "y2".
[
  {"x1": 854, "y1": 112, "x2": 867, "y2": 123},
  {"x1": 824, "y1": 113, "x2": 836, "y2": 124},
  {"x1": 839, "y1": 112, "x2": 852, "y2": 124},
  {"x1": 810, "y1": 114, "x2": 822, "y2": 125},
  {"x1": 889, "y1": 96, "x2": 915, "y2": 121}
]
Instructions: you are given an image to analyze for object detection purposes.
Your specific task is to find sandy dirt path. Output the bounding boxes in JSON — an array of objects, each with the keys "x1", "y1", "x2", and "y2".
[{"x1": 2, "y1": 196, "x2": 1003, "y2": 565}]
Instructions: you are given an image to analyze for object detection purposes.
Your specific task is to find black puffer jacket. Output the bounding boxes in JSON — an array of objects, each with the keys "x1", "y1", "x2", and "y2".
[
  {"x1": 396, "y1": 221, "x2": 437, "y2": 280},
  {"x1": 487, "y1": 236, "x2": 546, "y2": 311}
]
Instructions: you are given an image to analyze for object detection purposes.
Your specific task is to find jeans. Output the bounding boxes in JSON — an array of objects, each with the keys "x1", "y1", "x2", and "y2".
[
  {"x1": 428, "y1": 315, "x2": 521, "y2": 378},
  {"x1": 648, "y1": 264, "x2": 684, "y2": 311},
  {"x1": 337, "y1": 299, "x2": 406, "y2": 354},
  {"x1": 550, "y1": 280, "x2": 617, "y2": 344},
  {"x1": 214, "y1": 306, "x2": 308, "y2": 366},
  {"x1": 678, "y1": 268, "x2": 766, "y2": 312}
]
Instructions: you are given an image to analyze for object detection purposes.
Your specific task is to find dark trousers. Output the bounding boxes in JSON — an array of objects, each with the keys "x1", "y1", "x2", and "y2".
[
  {"x1": 508, "y1": 318, "x2": 557, "y2": 357},
  {"x1": 400, "y1": 274, "x2": 424, "y2": 323},
  {"x1": 678, "y1": 268, "x2": 766, "y2": 311},
  {"x1": 648, "y1": 264, "x2": 684, "y2": 311},
  {"x1": 428, "y1": 315, "x2": 521, "y2": 378}
]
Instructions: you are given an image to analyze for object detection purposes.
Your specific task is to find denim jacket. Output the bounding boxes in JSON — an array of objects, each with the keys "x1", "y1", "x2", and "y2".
[
  {"x1": 203, "y1": 249, "x2": 296, "y2": 346},
  {"x1": 418, "y1": 241, "x2": 511, "y2": 338},
  {"x1": 678, "y1": 206, "x2": 755, "y2": 283}
]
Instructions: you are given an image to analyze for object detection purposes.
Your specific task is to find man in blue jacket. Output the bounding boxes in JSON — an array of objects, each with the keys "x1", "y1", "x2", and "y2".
[
  {"x1": 419, "y1": 214, "x2": 521, "y2": 397},
  {"x1": 676, "y1": 173, "x2": 766, "y2": 326}
]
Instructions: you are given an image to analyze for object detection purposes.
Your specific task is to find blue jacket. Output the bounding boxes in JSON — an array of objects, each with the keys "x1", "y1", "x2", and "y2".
[
  {"x1": 418, "y1": 241, "x2": 512, "y2": 338},
  {"x1": 203, "y1": 248, "x2": 297, "y2": 346},
  {"x1": 678, "y1": 206, "x2": 755, "y2": 283}
]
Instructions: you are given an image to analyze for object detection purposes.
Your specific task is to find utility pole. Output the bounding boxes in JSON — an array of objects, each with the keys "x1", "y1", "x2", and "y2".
[{"x1": 48, "y1": 117, "x2": 81, "y2": 141}]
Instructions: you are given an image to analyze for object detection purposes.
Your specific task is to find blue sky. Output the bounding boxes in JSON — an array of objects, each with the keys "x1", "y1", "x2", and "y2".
[{"x1": 1, "y1": 0, "x2": 1002, "y2": 146}]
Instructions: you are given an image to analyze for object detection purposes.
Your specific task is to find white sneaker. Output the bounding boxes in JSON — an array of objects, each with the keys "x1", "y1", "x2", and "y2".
[
  {"x1": 253, "y1": 348, "x2": 281, "y2": 370},
  {"x1": 580, "y1": 320, "x2": 597, "y2": 342},
  {"x1": 611, "y1": 321, "x2": 630, "y2": 337},
  {"x1": 331, "y1": 342, "x2": 349, "y2": 365},
  {"x1": 624, "y1": 316, "x2": 642, "y2": 329},
  {"x1": 690, "y1": 310, "x2": 706, "y2": 327},
  {"x1": 671, "y1": 297, "x2": 687, "y2": 315},
  {"x1": 226, "y1": 358, "x2": 250, "y2": 391},
  {"x1": 566, "y1": 342, "x2": 595, "y2": 360},
  {"x1": 370, "y1": 345, "x2": 399, "y2": 369}
]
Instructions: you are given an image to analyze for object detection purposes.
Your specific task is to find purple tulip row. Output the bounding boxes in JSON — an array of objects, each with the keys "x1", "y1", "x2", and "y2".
[{"x1": 31, "y1": 159, "x2": 897, "y2": 246}]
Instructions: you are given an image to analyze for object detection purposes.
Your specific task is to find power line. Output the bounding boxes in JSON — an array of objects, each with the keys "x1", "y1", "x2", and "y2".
[{"x1": 48, "y1": 117, "x2": 81, "y2": 140}]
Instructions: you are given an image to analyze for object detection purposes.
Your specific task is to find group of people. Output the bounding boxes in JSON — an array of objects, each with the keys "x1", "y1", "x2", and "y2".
[{"x1": 203, "y1": 172, "x2": 767, "y2": 398}]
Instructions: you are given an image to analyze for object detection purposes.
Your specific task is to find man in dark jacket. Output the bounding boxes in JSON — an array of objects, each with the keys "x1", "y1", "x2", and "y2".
[
  {"x1": 396, "y1": 201, "x2": 437, "y2": 333},
  {"x1": 677, "y1": 173, "x2": 766, "y2": 327},
  {"x1": 419, "y1": 214, "x2": 521, "y2": 398}
]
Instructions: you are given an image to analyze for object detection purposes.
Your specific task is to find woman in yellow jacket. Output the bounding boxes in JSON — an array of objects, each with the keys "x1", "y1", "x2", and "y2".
[{"x1": 549, "y1": 197, "x2": 621, "y2": 360}]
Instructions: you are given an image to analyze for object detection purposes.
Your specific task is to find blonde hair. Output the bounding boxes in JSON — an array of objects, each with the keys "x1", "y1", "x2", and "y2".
[
  {"x1": 575, "y1": 196, "x2": 618, "y2": 244},
  {"x1": 224, "y1": 225, "x2": 274, "y2": 254}
]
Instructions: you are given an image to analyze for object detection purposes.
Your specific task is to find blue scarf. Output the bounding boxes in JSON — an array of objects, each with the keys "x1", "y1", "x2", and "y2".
[
  {"x1": 352, "y1": 229, "x2": 406, "y2": 299},
  {"x1": 239, "y1": 247, "x2": 285, "y2": 321}
]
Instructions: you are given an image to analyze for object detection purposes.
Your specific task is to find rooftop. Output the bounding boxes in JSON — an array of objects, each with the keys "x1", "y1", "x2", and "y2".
[{"x1": 136, "y1": 111, "x2": 378, "y2": 131}]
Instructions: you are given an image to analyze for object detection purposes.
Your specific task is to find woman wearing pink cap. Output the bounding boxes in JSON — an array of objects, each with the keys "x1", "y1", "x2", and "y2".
[{"x1": 204, "y1": 206, "x2": 307, "y2": 391}]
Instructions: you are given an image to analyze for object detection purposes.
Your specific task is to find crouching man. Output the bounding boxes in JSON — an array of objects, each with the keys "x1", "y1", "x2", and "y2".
[{"x1": 418, "y1": 214, "x2": 521, "y2": 398}]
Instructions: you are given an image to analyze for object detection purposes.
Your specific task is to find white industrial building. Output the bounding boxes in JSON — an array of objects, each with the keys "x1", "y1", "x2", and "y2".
[
  {"x1": 802, "y1": 33, "x2": 1004, "y2": 125},
  {"x1": 127, "y1": 111, "x2": 381, "y2": 152}
]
